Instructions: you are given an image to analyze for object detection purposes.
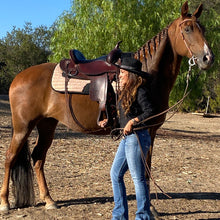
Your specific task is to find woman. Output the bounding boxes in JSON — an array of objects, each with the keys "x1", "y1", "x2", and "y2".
[{"x1": 107, "y1": 57, "x2": 153, "y2": 220}]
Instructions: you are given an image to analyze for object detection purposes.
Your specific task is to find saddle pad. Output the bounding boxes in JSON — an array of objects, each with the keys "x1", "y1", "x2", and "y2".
[{"x1": 51, "y1": 63, "x2": 90, "y2": 94}]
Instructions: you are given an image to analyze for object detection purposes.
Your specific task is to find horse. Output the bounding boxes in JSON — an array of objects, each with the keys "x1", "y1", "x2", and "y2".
[{"x1": 0, "y1": 1, "x2": 214, "y2": 211}]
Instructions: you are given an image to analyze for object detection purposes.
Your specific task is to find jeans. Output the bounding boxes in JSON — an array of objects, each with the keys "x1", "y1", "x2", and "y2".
[{"x1": 110, "y1": 129, "x2": 151, "y2": 220}]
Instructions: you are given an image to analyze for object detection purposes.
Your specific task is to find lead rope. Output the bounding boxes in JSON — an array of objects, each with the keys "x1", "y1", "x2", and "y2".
[
  {"x1": 111, "y1": 56, "x2": 202, "y2": 199},
  {"x1": 111, "y1": 56, "x2": 200, "y2": 140},
  {"x1": 134, "y1": 56, "x2": 198, "y2": 129},
  {"x1": 134, "y1": 130, "x2": 172, "y2": 199}
]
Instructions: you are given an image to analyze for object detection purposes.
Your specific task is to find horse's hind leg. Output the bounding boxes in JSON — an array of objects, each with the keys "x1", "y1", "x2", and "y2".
[
  {"x1": 0, "y1": 126, "x2": 33, "y2": 211},
  {"x1": 31, "y1": 118, "x2": 58, "y2": 209}
]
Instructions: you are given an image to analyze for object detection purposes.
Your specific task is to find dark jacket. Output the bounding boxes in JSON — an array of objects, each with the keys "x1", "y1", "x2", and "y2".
[{"x1": 118, "y1": 86, "x2": 154, "y2": 128}]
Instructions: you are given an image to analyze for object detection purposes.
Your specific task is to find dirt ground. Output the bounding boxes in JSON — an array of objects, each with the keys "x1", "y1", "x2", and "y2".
[{"x1": 0, "y1": 95, "x2": 219, "y2": 220}]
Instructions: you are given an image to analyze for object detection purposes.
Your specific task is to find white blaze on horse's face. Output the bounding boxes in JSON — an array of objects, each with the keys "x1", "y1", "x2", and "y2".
[
  {"x1": 196, "y1": 35, "x2": 214, "y2": 70},
  {"x1": 194, "y1": 41, "x2": 214, "y2": 70}
]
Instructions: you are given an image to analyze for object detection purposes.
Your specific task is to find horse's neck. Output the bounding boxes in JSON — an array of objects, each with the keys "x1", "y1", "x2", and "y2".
[
  {"x1": 135, "y1": 27, "x2": 169, "y2": 73},
  {"x1": 135, "y1": 22, "x2": 183, "y2": 108}
]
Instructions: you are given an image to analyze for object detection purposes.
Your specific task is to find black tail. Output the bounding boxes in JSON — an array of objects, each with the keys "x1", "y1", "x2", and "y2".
[{"x1": 11, "y1": 141, "x2": 35, "y2": 208}]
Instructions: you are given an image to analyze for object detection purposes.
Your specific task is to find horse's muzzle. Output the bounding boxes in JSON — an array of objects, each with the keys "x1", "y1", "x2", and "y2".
[{"x1": 197, "y1": 51, "x2": 214, "y2": 70}]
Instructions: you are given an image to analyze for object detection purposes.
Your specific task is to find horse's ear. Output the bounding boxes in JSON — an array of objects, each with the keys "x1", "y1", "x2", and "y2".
[
  {"x1": 181, "y1": 1, "x2": 189, "y2": 18},
  {"x1": 193, "y1": 4, "x2": 203, "y2": 18}
]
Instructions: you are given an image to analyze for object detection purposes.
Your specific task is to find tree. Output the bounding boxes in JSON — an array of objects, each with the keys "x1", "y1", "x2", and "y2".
[
  {"x1": 49, "y1": 0, "x2": 180, "y2": 61},
  {"x1": 0, "y1": 23, "x2": 52, "y2": 93},
  {"x1": 50, "y1": 0, "x2": 220, "y2": 112}
]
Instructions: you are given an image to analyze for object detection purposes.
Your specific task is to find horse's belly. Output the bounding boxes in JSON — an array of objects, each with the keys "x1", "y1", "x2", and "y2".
[{"x1": 48, "y1": 93, "x2": 100, "y2": 132}]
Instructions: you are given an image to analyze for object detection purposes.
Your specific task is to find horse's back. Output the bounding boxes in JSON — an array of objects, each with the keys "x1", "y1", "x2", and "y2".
[
  {"x1": 10, "y1": 63, "x2": 56, "y2": 99},
  {"x1": 10, "y1": 63, "x2": 56, "y2": 91}
]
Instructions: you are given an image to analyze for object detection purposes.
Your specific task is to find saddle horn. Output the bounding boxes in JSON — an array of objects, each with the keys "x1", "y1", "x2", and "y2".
[{"x1": 106, "y1": 41, "x2": 122, "y2": 64}]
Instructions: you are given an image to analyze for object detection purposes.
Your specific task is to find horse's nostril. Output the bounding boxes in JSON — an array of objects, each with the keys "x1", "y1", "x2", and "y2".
[
  {"x1": 203, "y1": 55, "x2": 208, "y2": 63},
  {"x1": 202, "y1": 54, "x2": 214, "y2": 66}
]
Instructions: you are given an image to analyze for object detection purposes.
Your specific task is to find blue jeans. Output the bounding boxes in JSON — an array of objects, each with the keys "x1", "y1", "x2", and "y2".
[{"x1": 110, "y1": 129, "x2": 151, "y2": 220}]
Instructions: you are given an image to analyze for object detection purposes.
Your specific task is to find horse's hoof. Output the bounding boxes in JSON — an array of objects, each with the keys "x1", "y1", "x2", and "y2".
[
  {"x1": 0, "y1": 204, "x2": 10, "y2": 212},
  {"x1": 45, "y1": 203, "x2": 57, "y2": 210}
]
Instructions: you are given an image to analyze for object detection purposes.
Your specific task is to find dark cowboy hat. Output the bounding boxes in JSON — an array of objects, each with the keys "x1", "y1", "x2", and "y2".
[{"x1": 117, "y1": 57, "x2": 149, "y2": 79}]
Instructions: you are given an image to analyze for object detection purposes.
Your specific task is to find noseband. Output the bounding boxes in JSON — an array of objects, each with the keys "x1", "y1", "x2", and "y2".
[{"x1": 179, "y1": 18, "x2": 201, "y2": 58}]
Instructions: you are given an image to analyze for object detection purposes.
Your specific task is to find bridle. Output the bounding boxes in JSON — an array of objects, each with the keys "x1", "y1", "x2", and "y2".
[{"x1": 179, "y1": 18, "x2": 202, "y2": 58}]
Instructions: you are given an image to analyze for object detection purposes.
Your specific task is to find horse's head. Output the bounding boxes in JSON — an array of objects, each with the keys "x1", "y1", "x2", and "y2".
[{"x1": 169, "y1": 1, "x2": 214, "y2": 70}]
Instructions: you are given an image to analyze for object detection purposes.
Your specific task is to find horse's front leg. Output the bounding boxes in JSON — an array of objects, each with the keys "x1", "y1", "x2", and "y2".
[{"x1": 32, "y1": 118, "x2": 58, "y2": 209}]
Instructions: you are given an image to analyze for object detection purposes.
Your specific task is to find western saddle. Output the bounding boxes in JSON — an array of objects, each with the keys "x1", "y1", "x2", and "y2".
[{"x1": 59, "y1": 42, "x2": 122, "y2": 129}]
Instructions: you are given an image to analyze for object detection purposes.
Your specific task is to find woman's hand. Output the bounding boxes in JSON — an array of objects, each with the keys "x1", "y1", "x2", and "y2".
[
  {"x1": 123, "y1": 120, "x2": 133, "y2": 135},
  {"x1": 123, "y1": 118, "x2": 139, "y2": 135},
  {"x1": 99, "y1": 119, "x2": 108, "y2": 128}
]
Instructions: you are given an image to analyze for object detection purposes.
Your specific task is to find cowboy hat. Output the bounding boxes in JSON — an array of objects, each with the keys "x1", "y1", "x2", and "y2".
[{"x1": 117, "y1": 57, "x2": 149, "y2": 79}]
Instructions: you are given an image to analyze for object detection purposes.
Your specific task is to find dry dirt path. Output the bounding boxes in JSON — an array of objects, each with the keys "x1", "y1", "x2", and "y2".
[{"x1": 0, "y1": 95, "x2": 219, "y2": 219}]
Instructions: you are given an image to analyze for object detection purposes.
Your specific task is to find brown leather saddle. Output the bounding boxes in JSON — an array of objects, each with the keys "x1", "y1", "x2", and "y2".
[{"x1": 59, "y1": 42, "x2": 122, "y2": 129}]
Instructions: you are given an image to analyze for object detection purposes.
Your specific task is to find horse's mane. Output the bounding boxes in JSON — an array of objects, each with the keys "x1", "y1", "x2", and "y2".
[{"x1": 134, "y1": 26, "x2": 169, "y2": 73}]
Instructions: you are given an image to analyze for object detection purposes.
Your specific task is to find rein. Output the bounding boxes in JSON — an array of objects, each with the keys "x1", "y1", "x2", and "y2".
[{"x1": 179, "y1": 18, "x2": 201, "y2": 57}]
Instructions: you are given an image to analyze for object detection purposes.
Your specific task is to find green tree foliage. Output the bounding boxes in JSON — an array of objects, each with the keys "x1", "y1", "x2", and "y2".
[
  {"x1": 201, "y1": 4, "x2": 220, "y2": 113},
  {"x1": 49, "y1": 0, "x2": 181, "y2": 61},
  {"x1": 0, "y1": 23, "x2": 52, "y2": 93},
  {"x1": 50, "y1": 0, "x2": 219, "y2": 112},
  {"x1": 1, "y1": 1, "x2": 218, "y2": 112}
]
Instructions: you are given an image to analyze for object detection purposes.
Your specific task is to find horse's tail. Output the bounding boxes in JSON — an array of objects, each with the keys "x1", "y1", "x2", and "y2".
[{"x1": 11, "y1": 140, "x2": 35, "y2": 208}]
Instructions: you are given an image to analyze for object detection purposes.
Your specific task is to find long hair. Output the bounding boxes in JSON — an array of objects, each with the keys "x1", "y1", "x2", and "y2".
[{"x1": 118, "y1": 72, "x2": 145, "y2": 115}]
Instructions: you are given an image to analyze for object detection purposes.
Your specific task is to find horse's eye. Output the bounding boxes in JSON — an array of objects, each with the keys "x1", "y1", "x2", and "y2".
[{"x1": 184, "y1": 26, "x2": 192, "y2": 33}]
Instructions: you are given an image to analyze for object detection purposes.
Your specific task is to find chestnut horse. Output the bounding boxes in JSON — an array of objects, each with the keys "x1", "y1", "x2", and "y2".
[{"x1": 0, "y1": 1, "x2": 214, "y2": 211}]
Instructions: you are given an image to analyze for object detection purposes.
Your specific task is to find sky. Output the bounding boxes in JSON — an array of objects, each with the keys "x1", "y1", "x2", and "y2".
[{"x1": 0, "y1": 0, "x2": 72, "y2": 38}]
